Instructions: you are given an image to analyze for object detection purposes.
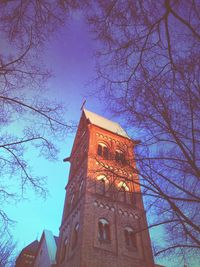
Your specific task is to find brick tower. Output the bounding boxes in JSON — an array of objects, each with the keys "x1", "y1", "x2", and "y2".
[{"x1": 57, "y1": 109, "x2": 155, "y2": 267}]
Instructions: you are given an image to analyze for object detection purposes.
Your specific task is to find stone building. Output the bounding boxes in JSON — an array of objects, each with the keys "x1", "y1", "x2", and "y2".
[{"x1": 56, "y1": 109, "x2": 155, "y2": 267}]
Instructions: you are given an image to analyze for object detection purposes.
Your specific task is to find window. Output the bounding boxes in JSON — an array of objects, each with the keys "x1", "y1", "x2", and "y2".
[
  {"x1": 124, "y1": 227, "x2": 137, "y2": 249},
  {"x1": 118, "y1": 181, "x2": 129, "y2": 202},
  {"x1": 70, "y1": 193, "x2": 74, "y2": 210},
  {"x1": 96, "y1": 175, "x2": 109, "y2": 195},
  {"x1": 98, "y1": 218, "x2": 110, "y2": 242},
  {"x1": 79, "y1": 179, "x2": 84, "y2": 197},
  {"x1": 132, "y1": 192, "x2": 137, "y2": 207},
  {"x1": 61, "y1": 237, "x2": 68, "y2": 262},
  {"x1": 109, "y1": 183, "x2": 116, "y2": 200},
  {"x1": 72, "y1": 223, "x2": 79, "y2": 249},
  {"x1": 97, "y1": 143, "x2": 109, "y2": 159},
  {"x1": 115, "y1": 150, "x2": 125, "y2": 164},
  {"x1": 119, "y1": 186, "x2": 126, "y2": 202}
]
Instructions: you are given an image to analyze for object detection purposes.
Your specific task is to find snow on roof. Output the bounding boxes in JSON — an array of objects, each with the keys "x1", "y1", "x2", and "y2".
[{"x1": 83, "y1": 109, "x2": 130, "y2": 139}]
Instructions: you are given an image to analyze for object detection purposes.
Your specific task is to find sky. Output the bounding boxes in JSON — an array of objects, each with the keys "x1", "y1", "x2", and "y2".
[
  {"x1": 4, "y1": 12, "x2": 106, "y2": 255},
  {"x1": 2, "y1": 9, "x2": 198, "y2": 267}
]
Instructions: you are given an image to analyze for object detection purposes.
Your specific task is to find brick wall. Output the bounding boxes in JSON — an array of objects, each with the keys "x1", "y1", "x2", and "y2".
[{"x1": 57, "y1": 113, "x2": 155, "y2": 267}]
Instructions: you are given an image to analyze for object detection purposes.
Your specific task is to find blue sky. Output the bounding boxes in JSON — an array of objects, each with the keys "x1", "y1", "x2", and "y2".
[
  {"x1": 3, "y1": 11, "x2": 198, "y2": 267},
  {"x1": 5, "y1": 13, "x2": 104, "y2": 254}
]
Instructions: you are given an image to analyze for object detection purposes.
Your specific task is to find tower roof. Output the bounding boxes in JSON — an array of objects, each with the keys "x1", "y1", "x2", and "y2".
[
  {"x1": 38, "y1": 230, "x2": 57, "y2": 264},
  {"x1": 83, "y1": 109, "x2": 130, "y2": 139}
]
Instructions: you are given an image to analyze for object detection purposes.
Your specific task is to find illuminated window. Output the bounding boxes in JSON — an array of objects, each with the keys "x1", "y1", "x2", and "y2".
[
  {"x1": 118, "y1": 181, "x2": 129, "y2": 202},
  {"x1": 97, "y1": 143, "x2": 109, "y2": 159},
  {"x1": 98, "y1": 218, "x2": 110, "y2": 242},
  {"x1": 115, "y1": 150, "x2": 125, "y2": 164},
  {"x1": 72, "y1": 223, "x2": 79, "y2": 249},
  {"x1": 97, "y1": 175, "x2": 109, "y2": 195},
  {"x1": 118, "y1": 181, "x2": 129, "y2": 191},
  {"x1": 124, "y1": 227, "x2": 137, "y2": 249}
]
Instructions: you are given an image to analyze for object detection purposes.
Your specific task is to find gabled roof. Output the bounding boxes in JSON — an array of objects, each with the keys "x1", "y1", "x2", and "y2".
[
  {"x1": 21, "y1": 240, "x2": 39, "y2": 254},
  {"x1": 30, "y1": 230, "x2": 58, "y2": 267},
  {"x1": 83, "y1": 109, "x2": 130, "y2": 139},
  {"x1": 16, "y1": 240, "x2": 39, "y2": 265},
  {"x1": 41, "y1": 230, "x2": 57, "y2": 264}
]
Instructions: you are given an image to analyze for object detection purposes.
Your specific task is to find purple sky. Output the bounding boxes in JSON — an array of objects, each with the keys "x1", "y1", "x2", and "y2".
[
  {"x1": 3, "y1": 11, "x2": 191, "y2": 267},
  {"x1": 6, "y1": 13, "x2": 101, "y2": 253}
]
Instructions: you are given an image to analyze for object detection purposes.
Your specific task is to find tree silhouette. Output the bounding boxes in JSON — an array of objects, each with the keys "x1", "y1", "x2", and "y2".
[
  {"x1": 85, "y1": 0, "x2": 200, "y2": 262},
  {"x1": 0, "y1": 231, "x2": 16, "y2": 267},
  {"x1": 1, "y1": 1, "x2": 199, "y2": 263},
  {"x1": 0, "y1": 1, "x2": 76, "y2": 229}
]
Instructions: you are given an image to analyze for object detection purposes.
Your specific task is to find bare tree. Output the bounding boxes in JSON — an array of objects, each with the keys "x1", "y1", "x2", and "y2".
[
  {"x1": 0, "y1": 1, "x2": 79, "y2": 229},
  {"x1": 1, "y1": 0, "x2": 199, "y2": 263},
  {"x1": 84, "y1": 0, "x2": 200, "y2": 262},
  {"x1": 0, "y1": 231, "x2": 17, "y2": 267}
]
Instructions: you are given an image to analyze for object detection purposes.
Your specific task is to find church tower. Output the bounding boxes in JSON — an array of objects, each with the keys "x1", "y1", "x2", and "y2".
[{"x1": 57, "y1": 109, "x2": 155, "y2": 267}]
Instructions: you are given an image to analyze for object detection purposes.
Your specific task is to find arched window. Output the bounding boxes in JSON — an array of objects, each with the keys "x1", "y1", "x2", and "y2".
[
  {"x1": 72, "y1": 223, "x2": 79, "y2": 249},
  {"x1": 132, "y1": 192, "x2": 137, "y2": 207},
  {"x1": 70, "y1": 193, "x2": 74, "y2": 209},
  {"x1": 118, "y1": 181, "x2": 129, "y2": 202},
  {"x1": 119, "y1": 186, "x2": 126, "y2": 202},
  {"x1": 79, "y1": 179, "x2": 84, "y2": 197},
  {"x1": 97, "y1": 143, "x2": 109, "y2": 159},
  {"x1": 61, "y1": 237, "x2": 68, "y2": 262},
  {"x1": 124, "y1": 227, "x2": 137, "y2": 249},
  {"x1": 98, "y1": 218, "x2": 110, "y2": 242},
  {"x1": 96, "y1": 175, "x2": 109, "y2": 195},
  {"x1": 115, "y1": 150, "x2": 125, "y2": 164}
]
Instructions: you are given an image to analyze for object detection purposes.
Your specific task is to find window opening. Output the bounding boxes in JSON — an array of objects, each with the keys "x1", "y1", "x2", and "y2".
[
  {"x1": 97, "y1": 175, "x2": 108, "y2": 195},
  {"x1": 98, "y1": 218, "x2": 110, "y2": 242},
  {"x1": 118, "y1": 181, "x2": 129, "y2": 191},
  {"x1": 98, "y1": 144, "x2": 102, "y2": 156},
  {"x1": 70, "y1": 193, "x2": 74, "y2": 209},
  {"x1": 98, "y1": 143, "x2": 109, "y2": 159},
  {"x1": 118, "y1": 182, "x2": 129, "y2": 202},
  {"x1": 72, "y1": 224, "x2": 79, "y2": 249},
  {"x1": 61, "y1": 237, "x2": 68, "y2": 262},
  {"x1": 115, "y1": 150, "x2": 125, "y2": 164},
  {"x1": 79, "y1": 179, "x2": 84, "y2": 197},
  {"x1": 124, "y1": 227, "x2": 137, "y2": 249},
  {"x1": 132, "y1": 192, "x2": 137, "y2": 206},
  {"x1": 119, "y1": 186, "x2": 126, "y2": 202}
]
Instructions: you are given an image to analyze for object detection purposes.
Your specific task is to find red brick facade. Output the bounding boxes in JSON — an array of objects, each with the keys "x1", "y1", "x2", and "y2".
[{"x1": 56, "y1": 110, "x2": 155, "y2": 267}]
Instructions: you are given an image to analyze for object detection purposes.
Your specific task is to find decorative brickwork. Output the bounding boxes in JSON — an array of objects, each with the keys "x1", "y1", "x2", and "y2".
[{"x1": 57, "y1": 109, "x2": 155, "y2": 267}]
